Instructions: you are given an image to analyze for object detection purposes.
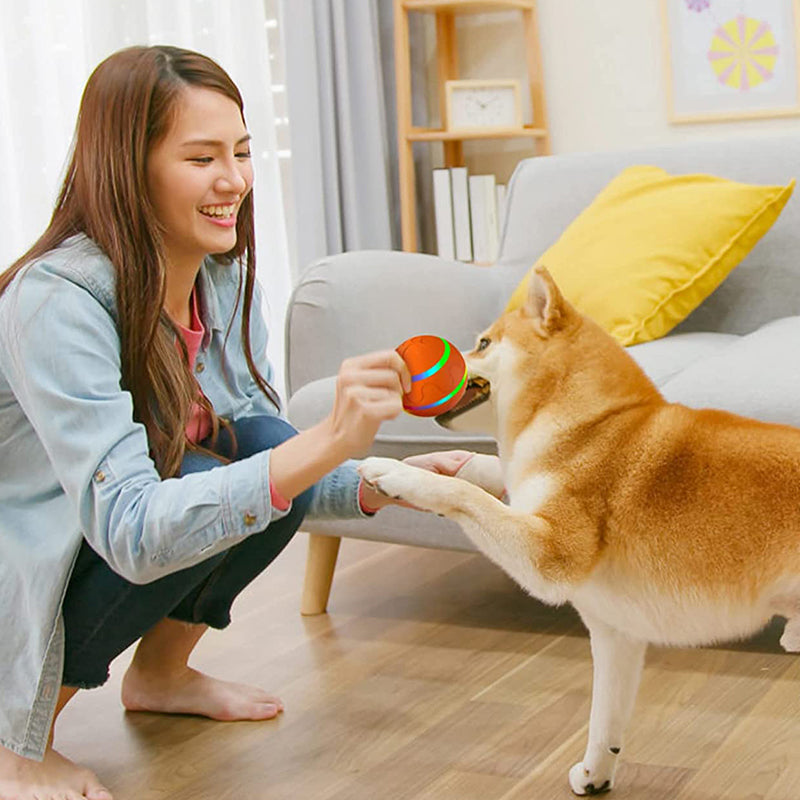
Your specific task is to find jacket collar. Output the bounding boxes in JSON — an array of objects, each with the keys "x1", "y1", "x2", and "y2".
[
  {"x1": 61, "y1": 236, "x2": 228, "y2": 351},
  {"x1": 196, "y1": 257, "x2": 225, "y2": 349}
]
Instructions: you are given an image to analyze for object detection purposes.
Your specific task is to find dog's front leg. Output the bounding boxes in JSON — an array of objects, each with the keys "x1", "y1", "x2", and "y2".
[
  {"x1": 358, "y1": 456, "x2": 507, "y2": 520},
  {"x1": 454, "y1": 453, "x2": 506, "y2": 498},
  {"x1": 358, "y1": 457, "x2": 551, "y2": 591},
  {"x1": 569, "y1": 615, "x2": 647, "y2": 796}
]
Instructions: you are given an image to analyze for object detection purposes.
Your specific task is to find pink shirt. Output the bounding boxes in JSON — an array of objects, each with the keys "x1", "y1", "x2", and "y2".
[{"x1": 175, "y1": 289, "x2": 213, "y2": 444}]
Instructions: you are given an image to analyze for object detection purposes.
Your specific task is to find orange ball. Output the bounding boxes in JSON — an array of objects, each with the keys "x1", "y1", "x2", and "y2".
[{"x1": 396, "y1": 335, "x2": 467, "y2": 417}]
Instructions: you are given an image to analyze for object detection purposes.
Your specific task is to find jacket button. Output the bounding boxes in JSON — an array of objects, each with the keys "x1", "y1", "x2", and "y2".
[
  {"x1": 243, "y1": 512, "x2": 257, "y2": 526},
  {"x1": 94, "y1": 470, "x2": 106, "y2": 483},
  {"x1": 195, "y1": 361, "x2": 205, "y2": 374}
]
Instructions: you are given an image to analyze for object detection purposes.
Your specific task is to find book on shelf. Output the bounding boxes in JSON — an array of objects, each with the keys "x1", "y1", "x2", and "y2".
[
  {"x1": 449, "y1": 166, "x2": 473, "y2": 262},
  {"x1": 496, "y1": 183, "x2": 507, "y2": 236},
  {"x1": 430, "y1": 166, "x2": 504, "y2": 265},
  {"x1": 432, "y1": 168, "x2": 455, "y2": 260},
  {"x1": 468, "y1": 173, "x2": 499, "y2": 265}
]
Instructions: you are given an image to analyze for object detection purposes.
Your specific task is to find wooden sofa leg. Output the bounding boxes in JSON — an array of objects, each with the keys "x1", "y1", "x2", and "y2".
[{"x1": 301, "y1": 534, "x2": 341, "y2": 615}]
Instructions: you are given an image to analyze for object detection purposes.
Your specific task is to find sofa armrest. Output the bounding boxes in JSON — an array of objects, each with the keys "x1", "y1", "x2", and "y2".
[{"x1": 285, "y1": 249, "x2": 520, "y2": 396}]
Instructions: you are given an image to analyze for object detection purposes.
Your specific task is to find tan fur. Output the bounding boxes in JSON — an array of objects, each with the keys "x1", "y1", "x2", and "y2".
[
  {"x1": 468, "y1": 271, "x2": 800, "y2": 600},
  {"x1": 359, "y1": 266, "x2": 800, "y2": 795}
]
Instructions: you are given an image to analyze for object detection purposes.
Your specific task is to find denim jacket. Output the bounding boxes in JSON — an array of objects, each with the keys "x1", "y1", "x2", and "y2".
[{"x1": 0, "y1": 234, "x2": 367, "y2": 759}]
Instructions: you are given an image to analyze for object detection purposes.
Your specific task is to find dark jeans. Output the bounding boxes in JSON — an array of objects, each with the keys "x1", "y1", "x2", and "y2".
[{"x1": 61, "y1": 415, "x2": 312, "y2": 689}]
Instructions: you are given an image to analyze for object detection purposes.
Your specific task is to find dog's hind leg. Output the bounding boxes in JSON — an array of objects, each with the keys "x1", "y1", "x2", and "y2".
[
  {"x1": 771, "y1": 591, "x2": 800, "y2": 652},
  {"x1": 780, "y1": 615, "x2": 800, "y2": 652},
  {"x1": 569, "y1": 615, "x2": 647, "y2": 796}
]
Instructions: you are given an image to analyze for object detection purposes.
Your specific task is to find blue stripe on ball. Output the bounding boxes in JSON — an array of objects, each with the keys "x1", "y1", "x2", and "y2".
[
  {"x1": 411, "y1": 339, "x2": 449, "y2": 382},
  {"x1": 404, "y1": 366, "x2": 468, "y2": 411}
]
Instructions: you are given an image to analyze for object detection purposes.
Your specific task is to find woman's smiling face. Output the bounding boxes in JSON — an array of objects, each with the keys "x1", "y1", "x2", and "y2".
[{"x1": 146, "y1": 85, "x2": 254, "y2": 271}]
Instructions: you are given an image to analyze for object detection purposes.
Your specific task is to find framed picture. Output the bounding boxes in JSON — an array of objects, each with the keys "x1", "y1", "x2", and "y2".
[{"x1": 661, "y1": 0, "x2": 800, "y2": 122}]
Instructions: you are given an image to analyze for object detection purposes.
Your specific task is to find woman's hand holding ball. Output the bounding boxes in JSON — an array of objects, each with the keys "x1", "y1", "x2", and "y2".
[{"x1": 324, "y1": 350, "x2": 411, "y2": 459}]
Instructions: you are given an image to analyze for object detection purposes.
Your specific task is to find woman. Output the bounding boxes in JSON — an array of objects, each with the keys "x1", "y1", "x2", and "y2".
[{"x1": 0, "y1": 45, "x2": 474, "y2": 800}]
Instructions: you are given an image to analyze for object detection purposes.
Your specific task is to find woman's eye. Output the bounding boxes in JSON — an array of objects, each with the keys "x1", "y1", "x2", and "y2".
[
  {"x1": 190, "y1": 153, "x2": 250, "y2": 163},
  {"x1": 477, "y1": 338, "x2": 490, "y2": 352}
]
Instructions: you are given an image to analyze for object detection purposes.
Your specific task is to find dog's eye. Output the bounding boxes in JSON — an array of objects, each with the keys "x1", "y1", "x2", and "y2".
[{"x1": 477, "y1": 338, "x2": 491, "y2": 352}]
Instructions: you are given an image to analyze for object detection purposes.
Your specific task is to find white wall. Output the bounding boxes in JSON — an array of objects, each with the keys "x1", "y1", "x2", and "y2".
[{"x1": 444, "y1": 0, "x2": 800, "y2": 176}]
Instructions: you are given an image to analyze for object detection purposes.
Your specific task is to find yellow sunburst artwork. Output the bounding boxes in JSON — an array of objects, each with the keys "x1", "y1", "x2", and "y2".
[{"x1": 708, "y1": 14, "x2": 779, "y2": 90}]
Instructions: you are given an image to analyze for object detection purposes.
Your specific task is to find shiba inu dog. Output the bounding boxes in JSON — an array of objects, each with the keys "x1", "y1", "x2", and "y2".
[{"x1": 358, "y1": 267, "x2": 800, "y2": 795}]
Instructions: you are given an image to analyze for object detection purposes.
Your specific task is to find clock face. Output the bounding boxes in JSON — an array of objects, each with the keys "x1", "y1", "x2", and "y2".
[{"x1": 449, "y1": 85, "x2": 519, "y2": 130}]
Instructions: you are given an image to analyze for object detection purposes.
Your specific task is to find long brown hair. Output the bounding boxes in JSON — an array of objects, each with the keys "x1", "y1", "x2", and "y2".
[{"x1": 0, "y1": 45, "x2": 280, "y2": 478}]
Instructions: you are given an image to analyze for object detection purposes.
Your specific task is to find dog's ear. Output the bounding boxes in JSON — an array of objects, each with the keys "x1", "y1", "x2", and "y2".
[{"x1": 524, "y1": 265, "x2": 567, "y2": 335}]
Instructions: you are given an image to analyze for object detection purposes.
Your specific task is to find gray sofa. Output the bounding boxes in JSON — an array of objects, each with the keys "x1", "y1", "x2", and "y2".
[{"x1": 286, "y1": 135, "x2": 800, "y2": 614}]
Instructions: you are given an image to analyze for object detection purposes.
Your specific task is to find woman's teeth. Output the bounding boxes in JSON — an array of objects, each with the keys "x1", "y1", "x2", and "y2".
[{"x1": 199, "y1": 204, "x2": 236, "y2": 218}]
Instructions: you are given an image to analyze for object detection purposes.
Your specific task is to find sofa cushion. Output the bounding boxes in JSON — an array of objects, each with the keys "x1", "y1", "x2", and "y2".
[
  {"x1": 661, "y1": 316, "x2": 800, "y2": 426},
  {"x1": 505, "y1": 165, "x2": 794, "y2": 346},
  {"x1": 287, "y1": 376, "x2": 497, "y2": 460},
  {"x1": 626, "y1": 331, "x2": 739, "y2": 387}
]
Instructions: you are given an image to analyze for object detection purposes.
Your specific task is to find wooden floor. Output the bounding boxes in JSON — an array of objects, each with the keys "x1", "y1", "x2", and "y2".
[{"x1": 57, "y1": 533, "x2": 800, "y2": 800}]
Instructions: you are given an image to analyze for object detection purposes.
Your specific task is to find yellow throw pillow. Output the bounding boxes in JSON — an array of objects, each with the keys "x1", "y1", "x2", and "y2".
[{"x1": 505, "y1": 165, "x2": 795, "y2": 346}]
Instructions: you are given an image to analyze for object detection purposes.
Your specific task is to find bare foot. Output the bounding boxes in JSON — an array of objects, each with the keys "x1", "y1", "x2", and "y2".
[
  {"x1": 0, "y1": 743, "x2": 112, "y2": 800},
  {"x1": 120, "y1": 664, "x2": 284, "y2": 721}
]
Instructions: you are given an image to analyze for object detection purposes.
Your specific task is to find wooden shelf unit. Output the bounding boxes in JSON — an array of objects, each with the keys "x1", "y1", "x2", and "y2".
[
  {"x1": 393, "y1": 0, "x2": 550, "y2": 251},
  {"x1": 407, "y1": 125, "x2": 548, "y2": 142},
  {"x1": 403, "y1": 0, "x2": 537, "y2": 13}
]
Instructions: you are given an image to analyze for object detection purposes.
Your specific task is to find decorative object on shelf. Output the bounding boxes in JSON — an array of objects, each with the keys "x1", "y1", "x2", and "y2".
[
  {"x1": 445, "y1": 79, "x2": 522, "y2": 131},
  {"x1": 662, "y1": 0, "x2": 800, "y2": 122}
]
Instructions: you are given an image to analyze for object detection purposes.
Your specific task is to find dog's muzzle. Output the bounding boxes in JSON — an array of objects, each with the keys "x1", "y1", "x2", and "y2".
[{"x1": 435, "y1": 377, "x2": 491, "y2": 426}]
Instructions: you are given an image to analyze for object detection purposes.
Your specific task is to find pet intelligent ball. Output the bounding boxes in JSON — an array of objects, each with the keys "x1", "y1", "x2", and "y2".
[{"x1": 396, "y1": 335, "x2": 467, "y2": 417}]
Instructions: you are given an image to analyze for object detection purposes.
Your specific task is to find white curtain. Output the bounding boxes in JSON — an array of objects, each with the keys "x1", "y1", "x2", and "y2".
[
  {"x1": 0, "y1": 0, "x2": 292, "y2": 397},
  {"x1": 281, "y1": 0, "x2": 397, "y2": 271}
]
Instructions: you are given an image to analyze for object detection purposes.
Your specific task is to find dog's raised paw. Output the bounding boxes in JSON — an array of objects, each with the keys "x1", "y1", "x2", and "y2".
[
  {"x1": 358, "y1": 457, "x2": 426, "y2": 504},
  {"x1": 569, "y1": 762, "x2": 613, "y2": 796}
]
